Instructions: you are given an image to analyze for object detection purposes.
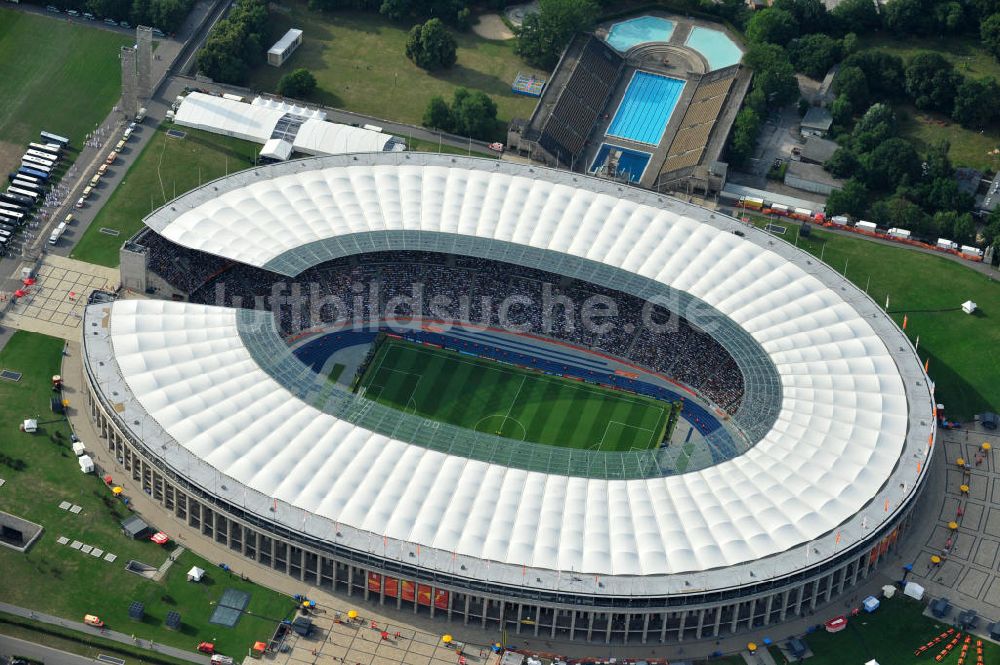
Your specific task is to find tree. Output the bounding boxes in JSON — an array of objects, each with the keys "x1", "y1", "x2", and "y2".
[
  {"x1": 869, "y1": 194, "x2": 928, "y2": 233},
  {"x1": 825, "y1": 178, "x2": 868, "y2": 218},
  {"x1": 831, "y1": 0, "x2": 880, "y2": 33},
  {"x1": 788, "y1": 33, "x2": 841, "y2": 79},
  {"x1": 842, "y1": 32, "x2": 858, "y2": 56},
  {"x1": 423, "y1": 95, "x2": 452, "y2": 131},
  {"x1": 825, "y1": 146, "x2": 859, "y2": 178},
  {"x1": 449, "y1": 88, "x2": 499, "y2": 140},
  {"x1": 745, "y1": 8, "x2": 799, "y2": 45},
  {"x1": 728, "y1": 107, "x2": 761, "y2": 167},
  {"x1": 884, "y1": 0, "x2": 937, "y2": 35},
  {"x1": 843, "y1": 51, "x2": 906, "y2": 99},
  {"x1": 277, "y1": 68, "x2": 317, "y2": 98},
  {"x1": 829, "y1": 94, "x2": 853, "y2": 126},
  {"x1": 861, "y1": 138, "x2": 921, "y2": 191},
  {"x1": 743, "y1": 43, "x2": 799, "y2": 107},
  {"x1": 850, "y1": 103, "x2": 897, "y2": 152},
  {"x1": 982, "y1": 14, "x2": 1000, "y2": 61},
  {"x1": 515, "y1": 0, "x2": 598, "y2": 69},
  {"x1": 772, "y1": 0, "x2": 832, "y2": 35},
  {"x1": 905, "y1": 52, "x2": 963, "y2": 113},
  {"x1": 832, "y1": 65, "x2": 869, "y2": 109},
  {"x1": 406, "y1": 19, "x2": 458, "y2": 70},
  {"x1": 953, "y1": 77, "x2": 1000, "y2": 128}
]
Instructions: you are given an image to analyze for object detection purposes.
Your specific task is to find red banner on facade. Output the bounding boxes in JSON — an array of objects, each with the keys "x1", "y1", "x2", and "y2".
[
  {"x1": 417, "y1": 584, "x2": 432, "y2": 606},
  {"x1": 384, "y1": 577, "x2": 399, "y2": 598},
  {"x1": 434, "y1": 588, "x2": 449, "y2": 610},
  {"x1": 401, "y1": 580, "x2": 416, "y2": 602},
  {"x1": 367, "y1": 572, "x2": 382, "y2": 593}
]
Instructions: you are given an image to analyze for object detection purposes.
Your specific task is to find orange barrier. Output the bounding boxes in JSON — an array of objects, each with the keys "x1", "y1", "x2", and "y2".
[
  {"x1": 934, "y1": 633, "x2": 963, "y2": 662},
  {"x1": 915, "y1": 628, "x2": 955, "y2": 656}
]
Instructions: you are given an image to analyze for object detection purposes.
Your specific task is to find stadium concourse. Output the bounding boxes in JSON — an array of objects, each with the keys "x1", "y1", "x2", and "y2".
[{"x1": 81, "y1": 153, "x2": 934, "y2": 646}]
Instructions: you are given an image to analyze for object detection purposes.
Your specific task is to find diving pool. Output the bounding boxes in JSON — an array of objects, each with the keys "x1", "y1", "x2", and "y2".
[
  {"x1": 606, "y1": 16, "x2": 675, "y2": 52},
  {"x1": 590, "y1": 144, "x2": 652, "y2": 183},
  {"x1": 606, "y1": 71, "x2": 685, "y2": 145},
  {"x1": 685, "y1": 27, "x2": 743, "y2": 71}
]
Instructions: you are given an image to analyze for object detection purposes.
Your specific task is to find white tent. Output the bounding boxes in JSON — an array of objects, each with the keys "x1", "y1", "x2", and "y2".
[
  {"x1": 865, "y1": 660, "x2": 880, "y2": 665},
  {"x1": 174, "y1": 93, "x2": 284, "y2": 144},
  {"x1": 22, "y1": 419, "x2": 37, "y2": 433},
  {"x1": 904, "y1": 581, "x2": 925, "y2": 600},
  {"x1": 293, "y1": 119, "x2": 394, "y2": 156},
  {"x1": 881, "y1": 584, "x2": 896, "y2": 598},
  {"x1": 187, "y1": 566, "x2": 206, "y2": 582},
  {"x1": 962, "y1": 300, "x2": 977, "y2": 314},
  {"x1": 78, "y1": 454, "x2": 95, "y2": 474},
  {"x1": 260, "y1": 138, "x2": 294, "y2": 162},
  {"x1": 72, "y1": 441, "x2": 86, "y2": 456}
]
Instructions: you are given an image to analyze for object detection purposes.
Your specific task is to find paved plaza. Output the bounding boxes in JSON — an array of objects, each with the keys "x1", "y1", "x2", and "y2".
[
  {"x1": 271, "y1": 610, "x2": 498, "y2": 665},
  {"x1": 2, "y1": 255, "x2": 118, "y2": 340},
  {"x1": 907, "y1": 424, "x2": 1000, "y2": 629}
]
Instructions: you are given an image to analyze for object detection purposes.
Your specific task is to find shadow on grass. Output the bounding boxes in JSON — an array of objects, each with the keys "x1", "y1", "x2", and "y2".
[
  {"x1": 431, "y1": 63, "x2": 517, "y2": 97},
  {"x1": 923, "y1": 349, "x2": 992, "y2": 420}
]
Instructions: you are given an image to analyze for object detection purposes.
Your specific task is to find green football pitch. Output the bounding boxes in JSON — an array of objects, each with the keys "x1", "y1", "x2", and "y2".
[{"x1": 356, "y1": 339, "x2": 670, "y2": 451}]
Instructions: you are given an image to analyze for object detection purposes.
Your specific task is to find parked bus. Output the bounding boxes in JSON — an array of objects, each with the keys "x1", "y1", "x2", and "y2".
[
  {"x1": 27, "y1": 145, "x2": 59, "y2": 158},
  {"x1": 0, "y1": 201, "x2": 23, "y2": 212},
  {"x1": 12, "y1": 179, "x2": 42, "y2": 193},
  {"x1": 28, "y1": 141, "x2": 60, "y2": 155},
  {"x1": 0, "y1": 210, "x2": 25, "y2": 225},
  {"x1": 18, "y1": 166, "x2": 49, "y2": 181},
  {"x1": 9, "y1": 172, "x2": 40, "y2": 185},
  {"x1": 0, "y1": 192, "x2": 31, "y2": 207},
  {"x1": 8, "y1": 186, "x2": 39, "y2": 201},
  {"x1": 20, "y1": 161, "x2": 51, "y2": 175},
  {"x1": 40, "y1": 130, "x2": 70, "y2": 146},
  {"x1": 22, "y1": 153, "x2": 54, "y2": 167},
  {"x1": 26, "y1": 149, "x2": 58, "y2": 163},
  {"x1": 22, "y1": 155, "x2": 54, "y2": 169}
]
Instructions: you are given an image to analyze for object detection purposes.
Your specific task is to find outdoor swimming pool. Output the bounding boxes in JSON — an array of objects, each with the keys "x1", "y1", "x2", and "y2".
[
  {"x1": 590, "y1": 144, "x2": 652, "y2": 183},
  {"x1": 606, "y1": 16, "x2": 675, "y2": 52},
  {"x1": 606, "y1": 71, "x2": 685, "y2": 145},
  {"x1": 685, "y1": 27, "x2": 743, "y2": 71}
]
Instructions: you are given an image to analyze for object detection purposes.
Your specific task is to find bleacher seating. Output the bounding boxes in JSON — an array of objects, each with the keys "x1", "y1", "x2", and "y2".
[
  {"x1": 538, "y1": 35, "x2": 624, "y2": 162},
  {"x1": 659, "y1": 74, "x2": 735, "y2": 177}
]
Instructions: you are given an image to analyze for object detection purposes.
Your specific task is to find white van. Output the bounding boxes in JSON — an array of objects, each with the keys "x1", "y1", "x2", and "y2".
[{"x1": 49, "y1": 221, "x2": 67, "y2": 245}]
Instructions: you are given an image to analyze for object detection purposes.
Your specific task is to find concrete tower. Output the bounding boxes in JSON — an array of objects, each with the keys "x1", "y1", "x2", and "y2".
[
  {"x1": 120, "y1": 45, "x2": 138, "y2": 121},
  {"x1": 136, "y1": 25, "x2": 153, "y2": 105}
]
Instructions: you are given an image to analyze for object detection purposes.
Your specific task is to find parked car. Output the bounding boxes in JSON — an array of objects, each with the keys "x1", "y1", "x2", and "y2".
[
  {"x1": 75, "y1": 197, "x2": 85, "y2": 209},
  {"x1": 46, "y1": 5, "x2": 60, "y2": 12},
  {"x1": 82, "y1": 12, "x2": 95, "y2": 19}
]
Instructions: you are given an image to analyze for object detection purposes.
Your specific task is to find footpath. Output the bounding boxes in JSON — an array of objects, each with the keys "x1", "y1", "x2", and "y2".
[{"x1": 0, "y1": 600, "x2": 208, "y2": 664}]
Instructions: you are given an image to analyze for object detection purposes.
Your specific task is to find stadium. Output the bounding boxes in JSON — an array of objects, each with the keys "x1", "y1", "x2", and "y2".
[
  {"x1": 507, "y1": 13, "x2": 749, "y2": 195},
  {"x1": 82, "y1": 153, "x2": 934, "y2": 645}
]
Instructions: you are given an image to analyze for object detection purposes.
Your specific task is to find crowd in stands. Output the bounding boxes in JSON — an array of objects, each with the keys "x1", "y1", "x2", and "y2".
[{"x1": 141, "y1": 238, "x2": 745, "y2": 412}]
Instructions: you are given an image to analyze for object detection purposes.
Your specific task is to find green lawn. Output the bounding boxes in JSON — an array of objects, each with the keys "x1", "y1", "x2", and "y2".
[
  {"x1": 781, "y1": 596, "x2": 1000, "y2": 665},
  {"x1": 247, "y1": 4, "x2": 546, "y2": 141},
  {"x1": 358, "y1": 338, "x2": 670, "y2": 450},
  {"x1": 0, "y1": 9, "x2": 132, "y2": 173},
  {"x1": 858, "y1": 35, "x2": 1000, "y2": 169},
  {"x1": 745, "y1": 216, "x2": 1000, "y2": 419},
  {"x1": 71, "y1": 124, "x2": 259, "y2": 267},
  {"x1": 0, "y1": 331, "x2": 295, "y2": 656},
  {"x1": 897, "y1": 104, "x2": 1000, "y2": 172}
]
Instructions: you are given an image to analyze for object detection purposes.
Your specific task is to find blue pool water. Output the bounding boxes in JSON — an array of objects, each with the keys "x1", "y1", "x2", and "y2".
[
  {"x1": 606, "y1": 16, "x2": 675, "y2": 52},
  {"x1": 685, "y1": 27, "x2": 743, "y2": 71},
  {"x1": 606, "y1": 71, "x2": 685, "y2": 145},
  {"x1": 590, "y1": 144, "x2": 651, "y2": 183}
]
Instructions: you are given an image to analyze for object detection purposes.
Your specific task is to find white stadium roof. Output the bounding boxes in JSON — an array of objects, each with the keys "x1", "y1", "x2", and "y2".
[{"x1": 91, "y1": 154, "x2": 933, "y2": 595}]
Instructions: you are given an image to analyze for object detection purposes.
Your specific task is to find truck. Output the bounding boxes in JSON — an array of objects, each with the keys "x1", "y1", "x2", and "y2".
[
  {"x1": 887, "y1": 227, "x2": 911, "y2": 239},
  {"x1": 49, "y1": 221, "x2": 67, "y2": 245},
  {"x1": 135, "y1": 107, "x2": 147, "y2": 123}
]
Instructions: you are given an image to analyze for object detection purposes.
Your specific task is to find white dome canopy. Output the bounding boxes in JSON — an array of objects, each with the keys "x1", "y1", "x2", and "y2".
[{"x1": 94, "y1": 154, "x2": 933, "y2": 593}]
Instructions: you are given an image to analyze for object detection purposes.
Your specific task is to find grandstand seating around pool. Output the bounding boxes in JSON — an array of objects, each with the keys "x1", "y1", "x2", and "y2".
[
  {"x1": 659, "y1": 72, "x2": 735, "y2": 177},
  {"x1": 538, "y1": 35, "x2": 624, "y2": 162}
]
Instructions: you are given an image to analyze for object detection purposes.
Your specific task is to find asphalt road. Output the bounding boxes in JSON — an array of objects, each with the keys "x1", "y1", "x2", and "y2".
[{"x1": 0, "y1": 634, "x2": 95, "y2": 665}]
